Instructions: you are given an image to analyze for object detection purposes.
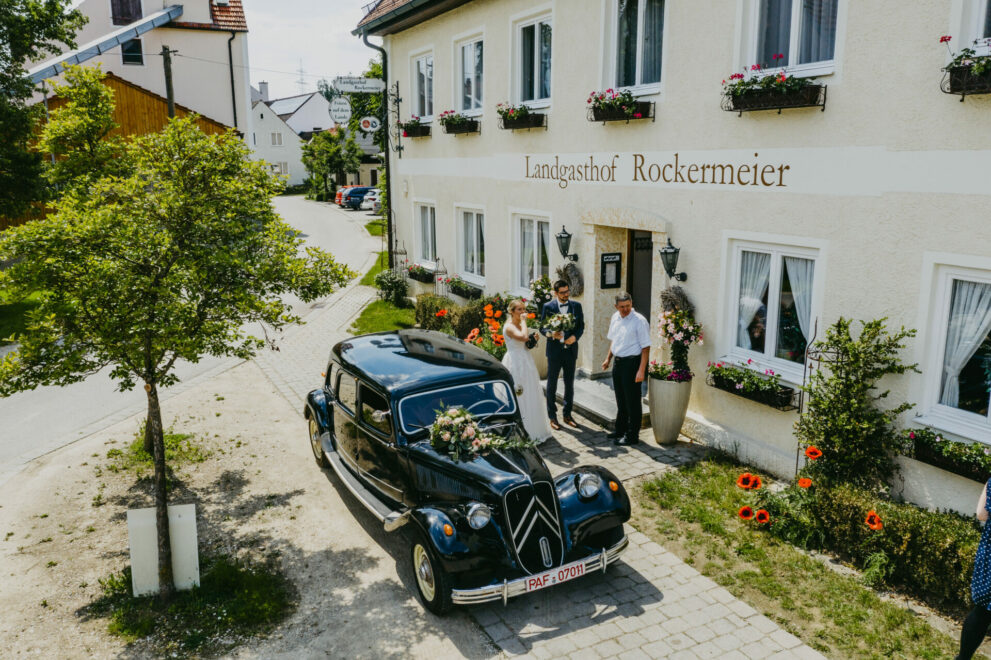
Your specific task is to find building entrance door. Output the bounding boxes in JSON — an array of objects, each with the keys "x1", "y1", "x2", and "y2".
[{"x1": 627, "y1": 230, "x2": 653, "y2": 320}]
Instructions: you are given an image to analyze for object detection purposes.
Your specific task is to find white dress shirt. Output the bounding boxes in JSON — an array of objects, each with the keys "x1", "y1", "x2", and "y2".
[
  {"x1": 557, "y1": 300, "x2": 569, "y2": 314},
  {"x1": 607, "y1": 310, "x2": 651, "y2": 358}
]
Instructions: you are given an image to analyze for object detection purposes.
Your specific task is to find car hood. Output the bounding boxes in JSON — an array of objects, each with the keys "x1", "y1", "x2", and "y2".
[{"x1": 409, "y1": 441, "x2": 553, "y2": 501}]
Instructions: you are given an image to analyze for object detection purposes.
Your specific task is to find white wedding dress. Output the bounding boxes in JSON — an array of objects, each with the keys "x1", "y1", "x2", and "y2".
[{"x1": 501, "y1": 322, "x2": 554, "y2": 444}]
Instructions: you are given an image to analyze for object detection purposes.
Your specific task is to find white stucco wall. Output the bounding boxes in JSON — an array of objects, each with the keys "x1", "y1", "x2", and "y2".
[
  {"x1": 250, "y1": 102, "x2": 306, "y2": 186},
  {"x1": 379, "y1": 0, "x2": 991, "y2": 510},
  {"x1": 283, "y1": 94, "x2": 332, "y2": 135}
]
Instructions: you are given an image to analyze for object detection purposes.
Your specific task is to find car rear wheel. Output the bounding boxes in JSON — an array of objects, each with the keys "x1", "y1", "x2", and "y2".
[
  {"x1": 308, "y1": 416, "x2": 329, "y2": 468},
  {"x1": 410, "y1": 531, "x2": 453, "y2": 615}
]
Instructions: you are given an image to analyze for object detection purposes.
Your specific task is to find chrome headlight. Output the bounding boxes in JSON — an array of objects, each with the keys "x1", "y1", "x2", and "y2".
[
  {"x1": 576, "y1": 472, "x2": 602, "y2": 498},
  {"x1": 467, "y1": 502, "x2": 491, "y2": 529}
]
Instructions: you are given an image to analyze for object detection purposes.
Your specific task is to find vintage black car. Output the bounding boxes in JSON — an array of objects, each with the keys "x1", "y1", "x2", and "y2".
[{"x1": 304, "y1": 329, "x2": 630, "y2": 614}]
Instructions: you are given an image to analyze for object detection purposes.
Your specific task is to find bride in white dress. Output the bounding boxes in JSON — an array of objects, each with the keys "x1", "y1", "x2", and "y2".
[{"x1": 501, "y1": 299, "x2": 554, "y2": 444}]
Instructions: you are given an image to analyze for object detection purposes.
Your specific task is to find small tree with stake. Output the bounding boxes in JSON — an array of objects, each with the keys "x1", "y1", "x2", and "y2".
[{"x1": 0, "y1": 117, "x2": 353, "y2": 596}]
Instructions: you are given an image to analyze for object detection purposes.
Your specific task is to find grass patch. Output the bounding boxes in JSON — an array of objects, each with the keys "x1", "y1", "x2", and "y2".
[
  {"x1": 365, "y1": 219, "x2": 385, "y2": 236},
  {"x1": 350, "y1": 300, "x2": 415, "y2": 335},
  {"x1": 88, "y1": 554, "x2": 296, "y2": 656},
  {"x1": 634, "y1": 456, "x2": 972, "y2": 660},
  {"x1": 105, "y1": 429, "x2": 209, "y2": 475},
  {"x1": 359, "y1": 251, "x2": 388, "y2": 286},
  {"x1": 0, "y1": 290, "x2": 44, "y2": 345}
]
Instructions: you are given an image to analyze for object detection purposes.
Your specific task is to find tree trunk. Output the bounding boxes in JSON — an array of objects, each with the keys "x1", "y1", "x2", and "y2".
[
  {"x1": 145, "y1": 382, "x2": 175, "y2": 598},
  {"x1": 143, "y1": 416, "x2": 153, "y2": 455}
]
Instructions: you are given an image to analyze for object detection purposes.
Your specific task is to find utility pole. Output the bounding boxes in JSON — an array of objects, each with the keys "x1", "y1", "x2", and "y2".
[{"x1": 161, "y1": 45, "x2": 176, "y2": 118}]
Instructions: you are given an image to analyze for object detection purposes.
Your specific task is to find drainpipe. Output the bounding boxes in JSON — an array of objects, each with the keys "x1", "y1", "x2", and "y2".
[
  {"x1": 227, "y1": 31, "x2": 239, "y2": 130},
  {"x1": 361, "y1": 32, "x2": 394, "y2": 269}
]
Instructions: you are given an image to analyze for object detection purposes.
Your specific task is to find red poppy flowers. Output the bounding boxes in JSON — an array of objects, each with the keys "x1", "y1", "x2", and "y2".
[
  {"x1": 805, "y1": 446, "x2": 822, "y2": 460},
  {"x1": 865, "y1": 510, "x2": 883, "y2": 531},
  {"x1": 798, "y1": 478, "x2": 812, "y2": 489},
  {"x1": 435, "y1": 309, "x2": 448, "y2": 318},
  {"x1": 754, "y1": 509, "x2": 770, "y2": 524},
  {"x1": 738, "y1": 506, "x2": 754, "y2": 520},
  {"x1": 736, "y1": 473, "x2": 762, "y2": 490}
]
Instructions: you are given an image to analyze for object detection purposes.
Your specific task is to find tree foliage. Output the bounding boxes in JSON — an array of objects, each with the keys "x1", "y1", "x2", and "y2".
[
  {"x1": 795, "y1": 318, "x2": 918, "y2": 489},
  {"x1": 301, "y1": 128, "x2": 362, "y2": 200},
  {"x1": 0, "y1": 0, "x2": 86, "y2": 221},
  {"x1": 318, "y1": 58, "x2": 384, "y2": 150}
]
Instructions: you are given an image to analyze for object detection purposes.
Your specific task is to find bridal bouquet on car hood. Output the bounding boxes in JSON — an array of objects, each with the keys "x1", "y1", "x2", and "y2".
[{"x1": 544, "y1": 313, "x2": 575, "y2": 342}]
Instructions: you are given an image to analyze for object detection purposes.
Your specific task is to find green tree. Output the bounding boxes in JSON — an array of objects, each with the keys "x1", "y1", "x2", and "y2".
[
  {"x1": 795, "y1": 318, "x2": 918, "y2": 489},
  {"x1": 318, "y1": 58, "x2": 384, "y2": 150},
  {"x1": 301, "y1": 129, "x2": 362, "y2": 200},
  {"x1": 37, "y1": 65, "x2": 126, "y2": 192},
  {"x1": 0, "y1": 0, "x2": 86, "y2": 222},
  {"x1": 0, "y1": 118, "x2": 354, "y2": 595}
]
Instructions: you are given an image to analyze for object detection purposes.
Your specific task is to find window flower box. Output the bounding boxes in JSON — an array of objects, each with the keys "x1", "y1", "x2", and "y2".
[
  {"x1": 706, "y1": 361, "x2": 796, "y2": 410},
  {"x1": 904, "y1": 428, "x2": 991, "y2": 483},
  {"x1": 496, "y1": 102, "x2": 546, "y2": 130},
  {"x1": 438, "y1": 110, "x2": 480, "y2": 135},
  {"x1": 586, "y1": 89, "x2": 653, "y2": 123},
  {"x1": 938, "y1": 37, "x2": 991, "y2": 99},
  {"x1": 721, "y1": 62, "x2": 826, "y2": 115},
  {"x1": 444, "y1": 275, "x2": 482, "y2": 300},
  {"x1": 406, "y1": 264, "x2": 435, "y2": 284},
  {"x1": 398, "y1": 117, "x2": 430, "y2": 138}
]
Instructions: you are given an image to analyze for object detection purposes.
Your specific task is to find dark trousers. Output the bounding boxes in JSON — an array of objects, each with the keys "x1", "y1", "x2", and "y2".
[
  {"x1": 546, "y1": 348, "x2": 576, "y2": 420},
  {"x1": 612, "y1": 356, "x2": 642, "y2": 440},
  {"x1": 958, "y1": 605, "x2": 991, "y2": 659}
]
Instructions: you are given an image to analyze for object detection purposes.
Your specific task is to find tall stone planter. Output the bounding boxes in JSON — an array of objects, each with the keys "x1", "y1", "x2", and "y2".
[
  {"x1": 647, "y1": 378, "x2": 692, "y2": 445},
  {"x1": 530, "y1": 335, "x2": 548, "y2": 379}
]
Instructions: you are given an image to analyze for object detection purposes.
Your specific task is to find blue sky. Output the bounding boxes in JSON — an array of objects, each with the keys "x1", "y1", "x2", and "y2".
[{"x1": 241, "y1": 0, "x2": 381, "y2": 99}]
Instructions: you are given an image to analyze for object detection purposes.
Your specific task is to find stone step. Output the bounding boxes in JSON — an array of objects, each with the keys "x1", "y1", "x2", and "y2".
[{"x1": 542, "y1": 374, "x2": 650, "y2": 431}]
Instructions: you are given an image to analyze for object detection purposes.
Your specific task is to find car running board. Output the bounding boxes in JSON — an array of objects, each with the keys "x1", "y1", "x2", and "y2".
[{"x1": 322, "y1": 444, "x2": 408, "y2": 532}]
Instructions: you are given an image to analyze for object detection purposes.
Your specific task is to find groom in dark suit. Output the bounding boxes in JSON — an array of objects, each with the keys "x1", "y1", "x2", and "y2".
[{"x1": 540, "y1": 279, "x2": 585, "y2": 430}]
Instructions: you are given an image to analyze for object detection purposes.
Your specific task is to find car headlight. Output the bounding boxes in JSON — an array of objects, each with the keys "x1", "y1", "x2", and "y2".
[
  {"x1": 467, "y1": 502, "x2": 491, "y2": 529},
  {"x1": 576, "y1": 472, "x2": 602, "y2": 498}
]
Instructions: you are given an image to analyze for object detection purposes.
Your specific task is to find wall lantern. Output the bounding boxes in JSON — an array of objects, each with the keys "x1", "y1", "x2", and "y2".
[
  {"x1": 392, "y1": 241, "x2": 407, "y2": 273},
  {"x1": 658, "y1": 238, "x2": 687, "y2": 281},
  {"x1": 555, "y1": 225, "x2": 578, "y2": 262}
]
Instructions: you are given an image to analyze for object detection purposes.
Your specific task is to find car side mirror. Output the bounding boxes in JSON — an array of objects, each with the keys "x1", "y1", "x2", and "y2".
[{"x1": 371, "y1": 409, "x2": 391, "y2": 424}]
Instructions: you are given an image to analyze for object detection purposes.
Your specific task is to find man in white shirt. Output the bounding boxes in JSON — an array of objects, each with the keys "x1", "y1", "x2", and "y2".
[{"x1": 601, "y1": 292, "x2": 651, "y2": 446}]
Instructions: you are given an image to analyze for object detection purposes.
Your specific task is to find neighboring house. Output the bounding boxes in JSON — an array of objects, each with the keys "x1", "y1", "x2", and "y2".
[
  {"x1": 30, "y1": 0, "x2": 252, "y2": 141},
  {"x1": 250, "y1": 99, "x2": 306, "y2": 186},
  {"x1": 355, "y1": 0, "x2": 991, "y2": 515},
  {"x1": 267, "y1": 91, "x2": 331, "y2": 136}
]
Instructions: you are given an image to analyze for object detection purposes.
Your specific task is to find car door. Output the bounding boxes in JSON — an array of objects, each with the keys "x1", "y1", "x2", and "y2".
[
  {"x1": 355, "y1": 382, "x2": 408, "y2": 505},
  {"x1": 332, "y1": 371, "x2": 361, "y2": 476}
]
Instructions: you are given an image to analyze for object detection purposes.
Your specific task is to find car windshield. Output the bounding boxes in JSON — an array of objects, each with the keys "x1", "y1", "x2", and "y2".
[{"x1": 398, "y1": 380, "x2": 516, "y2": 435}]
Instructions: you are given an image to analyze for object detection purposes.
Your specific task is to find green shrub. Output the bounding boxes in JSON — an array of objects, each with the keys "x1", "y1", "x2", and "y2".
[
  {"x1": 414, "y1": 294, "x2": 455, "y2": 331},
  {"x1": 796, "y1": 318, "x2": 917, "y2": 489},
  {"x1": 757, "y1": 482, "x2": 980, "y2": 611},
  {"x1": 449, "y1": 293, "x2": 510, "y2": 338},
  {"x1": 373, "y1": 269, "x2": 407, "y2": 307}
]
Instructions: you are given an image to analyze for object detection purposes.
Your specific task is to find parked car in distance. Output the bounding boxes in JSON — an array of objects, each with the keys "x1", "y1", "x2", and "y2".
[
  {"x1": 334, "y1": 185, "x2": 357, "y2": 207},
  {"x1": 304, "y1": 330, "x2": 631, "y2": 614},
  {"x1": 372, "y1": 197, "x2": 382, "y2": 214},
  {"x1": 343, "y1": 187, "x2": 371, "y2": 210},
  {"x1": 360, "y1": 188, "x2": 380, "y2": 211}
]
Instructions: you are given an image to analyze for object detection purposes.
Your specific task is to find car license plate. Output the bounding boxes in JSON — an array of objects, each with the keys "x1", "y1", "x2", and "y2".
[{"x1": 524, "y1": 559, "x2": 587, "y2": 593}]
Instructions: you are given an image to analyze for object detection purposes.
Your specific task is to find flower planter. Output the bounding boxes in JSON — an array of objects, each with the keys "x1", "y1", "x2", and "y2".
[
  {"x1": 647, "y1": 378, "x2": 692, "y2": 445},
  {"x1": 943, "y1": 66, "x2": 991, "y2": 97},
  {"x1": 407, "y1": 270, "x2": 435, "y2": 284},
  {"x1": 723, "y1": 84, "x2": 826, "y2": 114},
  {"x1": 402, "y1": 125, "x2": 431, "y2": 138},
  {"x1": 443, "y1": 120, "x2": 480, "y2": 135},
  {"x1": 500, "y1": 113, "x2": 546, "y2": 130},
  {"x1": 708, "y1": 373, "x2": 795, "y2": 410},
  {"x1": 913, "y1": 440, "x2": 991, "y2": 483},
  {"x1": 448, "y1": 283, "x2": 483, "y2": 300},
  {"x1": 589, "y1": 101, "x2": 654, "y2": 123}
]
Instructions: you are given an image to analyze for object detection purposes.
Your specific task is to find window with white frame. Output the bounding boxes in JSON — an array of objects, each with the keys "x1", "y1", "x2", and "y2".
[
  {"x1": 412, "y1": 53, "x2": 434, "y2": 118},
  {"x1": 517, "y1": 217, "x2": 550, "y2": 289},
  {"x1": 755, "y1": 0, "x2": 838, "y2": 68},
  {"x1": 460, "y1": 210, "x2": 484, "y2": 279},
  {"x1": 929, "y1": 270, "x2": 991, "y2": 432},
  {"x1": 417, "y1": 204, "x2": 437, "y2": 263},
  {"x1": 271, "y1": 132, "x2": 283, "y2": 146},
  {"x1": 278, "y1": 162, "x2": 289, "y2": 175},
  {"x1": 459, "y1": 38, "x2": 483, "y2": 112},
  {"x1": 731, "y1": 243, "x2": 818, "y2": 375},
  {"x1": 615, "y1": 0, "x2": 665, "y2": 88},
  {"x1": 517, "y1": 16, "x2": 552, "y2": 103}
]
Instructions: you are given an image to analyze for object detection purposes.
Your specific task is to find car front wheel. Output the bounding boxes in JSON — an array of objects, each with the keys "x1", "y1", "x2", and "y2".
[
  {"x1": 410, "y1": 531, "x2": 453, "y2": 615},
  {"x1": 308, "y1": 416, "x2": 329, "y2": 468}
]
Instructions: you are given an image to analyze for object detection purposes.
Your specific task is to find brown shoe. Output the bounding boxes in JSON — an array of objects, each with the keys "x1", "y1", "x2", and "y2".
[
  {"x1": 563, "y1": 416, "x2": 579, "y2": 428},
  {"x1": 549, "y1": 419, "x2": 561, "y2": 431}
]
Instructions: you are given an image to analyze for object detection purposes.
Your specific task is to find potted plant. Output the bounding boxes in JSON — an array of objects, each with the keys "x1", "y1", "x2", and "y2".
[
  {"x1": 398, "y1": 116, "x2": 430, "y2": 138},
  {"x1": 706, "y1": 359, "x2": 794, "y2": 409},
  {"x1": 438, "y1": 110, "x2": 479, "y2": 135},
  {"x1": 445, "y1": 275, "x2": 483, "y2": 301},
  {"x1": 939, "y1": 35, "x2": 991, "y2": 97},
  {"x1": 905, "y1": 427, "x2": 991, "y2": 483},
  {"x1": 586, "y1": 88, "x2": 652, "y2": 123},
  {"x1": 648, "y1": 293, "x2": 703, "y2": 444},
  {"x1": 721, "y1": 57, "x2": 825, "y2": 113},
  {"x1": 526, "y1": 276, "x2": 554, "y2": 379},
  {"x1": 496, "y1": 102, "x2": 545, "y2": 130}
]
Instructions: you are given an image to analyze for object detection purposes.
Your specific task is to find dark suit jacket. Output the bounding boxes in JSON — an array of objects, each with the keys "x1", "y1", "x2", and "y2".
[{"x1": 540, "y1": 299, "x2": 585, "y2": 358}]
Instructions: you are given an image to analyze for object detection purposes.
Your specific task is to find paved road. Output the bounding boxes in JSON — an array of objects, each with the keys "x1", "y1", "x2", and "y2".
[{"x1": 0, "y1": 196, "x2": 381, "y2": 486}]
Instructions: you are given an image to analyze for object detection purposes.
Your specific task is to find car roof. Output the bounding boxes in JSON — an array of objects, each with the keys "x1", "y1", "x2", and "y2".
[{"x1": 332, "y1": 329, "x2": 511, "y2": 396}]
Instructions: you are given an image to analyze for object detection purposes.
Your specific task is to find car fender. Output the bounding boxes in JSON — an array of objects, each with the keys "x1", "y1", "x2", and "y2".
[
  {"x1": 408, "y1": 506, "x2": 470, "y2": 558},
  {"x1": 554, "y1": 465, "x2": 630, "y2": 550},
  {"x1": 304, "y1": 388, "x2": 332, "y2": 434}
]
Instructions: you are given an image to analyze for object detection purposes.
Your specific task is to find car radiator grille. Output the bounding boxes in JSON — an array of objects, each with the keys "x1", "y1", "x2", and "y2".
[{"x1": 503, "y1": 481, "x2": 564, "y2": 574}]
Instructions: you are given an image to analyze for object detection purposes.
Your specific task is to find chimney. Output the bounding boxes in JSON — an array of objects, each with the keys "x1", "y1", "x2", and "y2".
[{"x1": 259, "y1": 81, "x2": 269, "y2": 102}]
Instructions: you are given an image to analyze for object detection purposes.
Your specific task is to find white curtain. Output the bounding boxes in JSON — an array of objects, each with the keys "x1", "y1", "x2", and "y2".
[
  {"x1": 799, "y1": 0, "x2": 838, "y2": 64},
  {"x1": 758, "y1": 0, "x2": 792, "y2": 66},
  {"x1": 463, "y1": 212, "x2": 475, "y2": 273},
  {"x1": 520, "y1": 218, "x2": 534, "y2": 287},
  {"x1": 642, "y1": 0, "x2": 664, "y2": 84},
  {"x1": 738, "y1": 251, "x2": 772, "y2": 349},
  {"x1": 940, "y1": 280, "x2": 991, "y2": 408},
  {"x1": 539, "y1": 22, "x2": 552, "y2": 99},
  {"x1": 537, "y1": 221, "x2": 550, "y2": 278},
  {"x1": 784, "y1": 256, "x2": 815, "y2": 341}
]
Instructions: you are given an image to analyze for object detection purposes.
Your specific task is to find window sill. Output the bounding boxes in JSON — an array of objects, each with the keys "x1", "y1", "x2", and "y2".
[
  {"x1": 914, "y1": 409, "x2": 991, "y2": 445},
  {"x1": 759, "y1": 61, "x2": 835, "y2": 79},
  {"x1": 520, "y1": 99, "x2": 551, "y2": 110},
  {"x1": 717, "y1": 353, "x2": 805, "y2": 390},
  {"x1": 618, "y1": 84, "x2": 661, "y2": 98},
  {"x1": 459, "y1": 272, "x2": 485, "y2": 287},
  {"x1": 460, "y1": 108, "x2": 483, "y2": 118}
]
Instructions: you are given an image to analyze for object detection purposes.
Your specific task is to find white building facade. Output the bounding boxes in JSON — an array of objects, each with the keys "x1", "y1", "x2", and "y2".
[
  {"x1": 357, "y1": 0, "x2": 991, "y2": 512},
  {"x1": 250, "y1": 100, "x2": 306, "y2": 186}
]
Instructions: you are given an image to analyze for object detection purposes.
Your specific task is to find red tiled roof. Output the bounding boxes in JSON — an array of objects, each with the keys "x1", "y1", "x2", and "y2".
[
  {"x1": 357, "y1": 0, "x2": 414, "y2": 29},
  {"x1": 171, "y1": 0, "x2": 248, "y2": 32}
]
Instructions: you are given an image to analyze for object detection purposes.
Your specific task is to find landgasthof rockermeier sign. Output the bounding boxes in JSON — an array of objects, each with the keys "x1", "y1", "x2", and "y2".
[{"x1": 332, "y1": 76, "x2": 386, "y2": 93}]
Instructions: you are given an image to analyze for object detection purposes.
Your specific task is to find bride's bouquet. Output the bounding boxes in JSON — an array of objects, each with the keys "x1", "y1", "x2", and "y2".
[
  {"x1": 544, "y1": 313, "x2": 575, "y2": 342},
  {"x1": 430, "y1": 407, "x2": 534, "y2": 460}
]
